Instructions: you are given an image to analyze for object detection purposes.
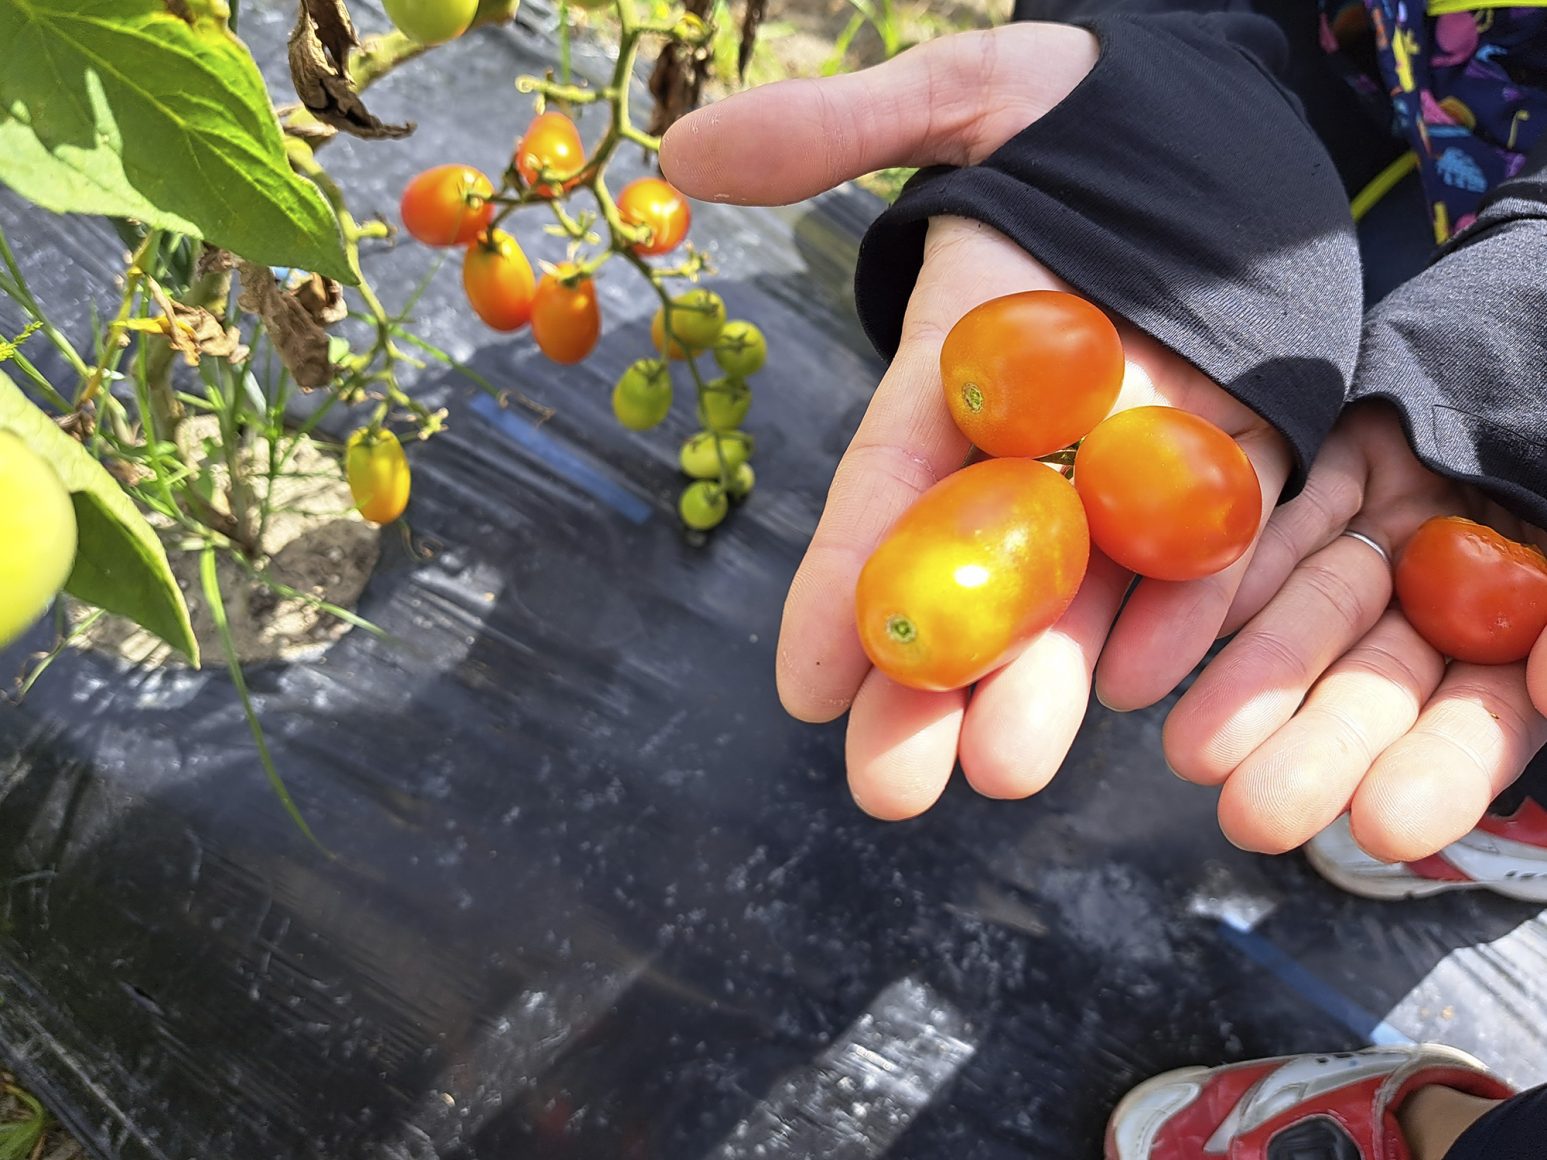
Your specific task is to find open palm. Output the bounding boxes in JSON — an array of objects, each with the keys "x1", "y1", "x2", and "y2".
[{"x1": 661, "y1": 24, "x2": 1296, "y2": 817}]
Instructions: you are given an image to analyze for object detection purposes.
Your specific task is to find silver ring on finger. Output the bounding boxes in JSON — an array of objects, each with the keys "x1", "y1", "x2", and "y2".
[{"x1": 1339, "y1": 528, "x2": 1391, "y2": 568}]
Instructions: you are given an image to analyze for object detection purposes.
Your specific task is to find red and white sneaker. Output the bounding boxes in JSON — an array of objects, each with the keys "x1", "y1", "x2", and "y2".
[
  {"x1": 1104, "y1": 1044, "x2": 1513, "y2": 1159},
  {"x1": 1305, "y1": 804, "x2": 1547, "y2": 902}
]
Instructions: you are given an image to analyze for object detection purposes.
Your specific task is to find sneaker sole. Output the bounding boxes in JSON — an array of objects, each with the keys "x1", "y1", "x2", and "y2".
[
  {"x1": 1305, "y1": 838, "x2": 1547, "y2": 903},
  {"x1": 1104, "y1": 1066, "x2": 1212, "y2": 1160}
]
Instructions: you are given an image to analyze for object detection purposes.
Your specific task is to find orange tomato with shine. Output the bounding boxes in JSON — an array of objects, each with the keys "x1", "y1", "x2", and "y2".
[
  {"x1": 617, "y1": 177, "x2": 691, "y2": 256},
  {"x1": 855, "y1": 459, "x2": 1089, "y2": 691},
  {"x1": 400, "y1": 165, "x2": 495, "y2": 247},
  {"x1": 463, "y1": 230, "x2": 537, "y2": 331},
  {"x1": 514, "y1": 112, "x2": 585, "y2": 197},
  {"x1": 940, "y1": 290, "x2": 1124, "y2": 458},
  {"x1": 531, "y1": 264, "x2": 601, "y2": 364}
]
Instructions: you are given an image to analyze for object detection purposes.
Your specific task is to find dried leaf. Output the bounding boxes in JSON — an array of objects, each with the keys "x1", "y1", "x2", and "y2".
[
  {"x1": 301, "y1": 0, "x2": 357, "y2": 75},
  {"x1": 290, "y1": 272, "x2": 348, "y2": 326},
  {"x1": 646, "y1": 0, "x2": 714, "y2": 139},
  {"x1": 237, "y1": 261, "x2": 335, "y2": 389},
  {"x1": 137, "y1": 283, "x2": 248, "y2": 366},
  {"x1": 288, "y1": 5, "x2": 413, "y2": 140}
]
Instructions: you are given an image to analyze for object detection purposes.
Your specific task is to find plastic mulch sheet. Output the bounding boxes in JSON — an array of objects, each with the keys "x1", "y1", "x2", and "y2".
[{"x1": 1, "y1": 3, "x2": 1544, "y2": 1157}]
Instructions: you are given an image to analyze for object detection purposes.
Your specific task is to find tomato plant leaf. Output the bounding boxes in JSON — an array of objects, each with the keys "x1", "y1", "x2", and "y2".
[
  {"x1": 0, "y1": 372, "x2": 199, "y2": 664},
  {"x1": 0, "y1": 0, "x2": 353, "y2": 284}
]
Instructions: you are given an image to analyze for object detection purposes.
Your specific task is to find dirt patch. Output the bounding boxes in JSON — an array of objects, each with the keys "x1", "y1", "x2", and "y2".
[{"x1": 71, "y1": 417, "x2": 381, "y2": 668}]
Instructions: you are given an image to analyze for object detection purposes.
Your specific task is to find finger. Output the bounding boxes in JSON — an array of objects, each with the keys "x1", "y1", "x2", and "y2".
[
  {"x1": 845, "y1": 669, "x2": 965, "y2": 820},
  {"x1": 1213, "y1": 610, "x2": 1444, "y2": 854},
  {"x1": 958, "y1": 551, "x2": 1130, "y2": 798},
  {"x1": 659, "y1": 25, "x2": 1098, "y2": 205},
  {"x1": 1221, "y1": 428, "x2": 1369, "y2": 635},
  {"x1": 776, "y1": 221, "x2": 1065, "y2": 722},
  {"x1": 1531, "y1": 629, "x2": 1547, "y2": 719},
  {"x1": 1350, "y1": 661, "x2": 1547, "y2": 863},
  {"x1": 1091, "y1": 421, "x2": 1293, "y2": 712},
  {"x1": 1163, "y1": 531, "x2": 1395, "y2": 785}
]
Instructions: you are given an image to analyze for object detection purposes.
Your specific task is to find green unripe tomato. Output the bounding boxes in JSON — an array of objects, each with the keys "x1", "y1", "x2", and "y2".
[
  {"x1": 697, "y1": 377, "x2": 751, "y2": 432},
  {"x1": 679, "y1": 430, "x2": 752, "y2": 480},
  {"x1": 653, "y1": 289, "x2": 726, "y2": 354},
  {"x1": 611, "y1": 359, "x2": 673, "y2": 431},
  {"x1": 679, "y1": 482, "x2": 728, "y2": 530},
  {"x1": 383, "y1": 0, "x2": 478, "y2": 44},
  {"x1": 0, "y1": 430, "x2": 78, "y2": 650},
  {"x1": 726, "y1": 462, "x2": 755, "y2": 501},
  {"x1": 713, "y1": 321, "x2": 767, "y2": 377}
]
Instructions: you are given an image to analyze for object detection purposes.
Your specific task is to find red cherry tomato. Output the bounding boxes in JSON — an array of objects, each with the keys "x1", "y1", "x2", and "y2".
[
  {"x1": 399, "y1": 164, "x2": 495, "y2": 246},
  {"x1": 855, "y1": 459, "x2": 1089, "y2": 692},
  {"x1": 1395, "y1": 515, "x2": 1547, "y2": 664},
  {"x1": 462, "y1": 230, "x2": 536, "y2": 331},
  {"x1": 1074, "y1": 406, "x2": 1260, "y2": 581},
  {"x1": 514, "y1": 112, "x2": 584, "y2": 198},
  {"x1": 617, "y1": 177, "x2": 691, "y2": 256},
  {"x1": 531, "y1": 263, "x2": 600, "y2": 364},
  {"x1": 940, "y1": 290, "x2": 1125, "y2": 458}
]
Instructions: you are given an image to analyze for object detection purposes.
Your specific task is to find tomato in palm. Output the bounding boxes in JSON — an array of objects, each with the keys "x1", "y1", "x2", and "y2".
[
  {"x1": 400, "y1": 165, "x2": 495, "y2": 247},
  {"x1": 0, "y1": 430, "x2": 78, "y2": 650},
  {"x1": 463, "y1": 230, "x2": 536, "y2": 331},
  {"x1": 346, "y1": 428, "x2": 411, "y2": 525},
  {"x1": 713, "y1": 320, "x2": 766, "y2": 377},
  {"x1": 940, "y1": 290, "x2": 1124, "y2": 458},
  {"x1": 515, "y1": 112, "x2": 585, "y2": 198},
  {"x1": 612, "y1": 359, "x2": 673, "y2": 430},
  {"x1": 531, "y1": 264, "x2": 600, "y2": 364},
  {"x1": 1395, "y1": 516, "x2": 1547, "y2": 664},
  {"x1": 383, "y1": 0, "x2": 477, "y2": 44},
  {"x1": 617, "y1": 177, "x2": 691, "y2": 256},
  {"x1": 855, "y1": 459, "x2": 1088, "y2": 692},
  {"x1": 1074, "y1": 407, "x2": 1259, "y2": 581}
]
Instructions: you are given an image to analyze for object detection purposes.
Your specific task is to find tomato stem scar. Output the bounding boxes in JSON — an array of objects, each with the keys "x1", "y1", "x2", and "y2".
[
  {"x1": 961, "y1": 383, "x2": 985, "y2": 414},
  {"x1": 886, "y1": 614, "x2": 918, "y2": 644}
]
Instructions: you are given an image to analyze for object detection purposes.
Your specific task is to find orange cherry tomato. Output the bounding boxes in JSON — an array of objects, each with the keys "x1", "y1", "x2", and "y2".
[
  {"x1": 940, "y1": 290, "x2": 1125, "y2": 458},
  {"x1": 531, "y1": 263, "x2": 600, "y2": 364},
  {"x1": 1395, "y1": 516, "x2": 1547, "y2": 664},
  {"x1": 462, "y1": 230, "x2": 536, "y2": 331},
  {"x1": 1074, "y1": 406, "x2": 1260, "y2": 581},
  {"x1": 514, "y1": 112, "x2": 584, "y2": 198},
  {"x1": 399, "y1": 164, "x2": 495, "y2": 246},
  {"x1": 855, "y1": 459, "x2": 1089, "y2": 692},
  {"x1": 617, "y1": 177, "x2": 691, "y2": 256}
]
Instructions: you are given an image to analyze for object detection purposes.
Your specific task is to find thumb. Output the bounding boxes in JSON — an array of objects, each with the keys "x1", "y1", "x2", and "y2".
[{"x1": 658, "y1": 23, "x2": 1097, "y2": 206}]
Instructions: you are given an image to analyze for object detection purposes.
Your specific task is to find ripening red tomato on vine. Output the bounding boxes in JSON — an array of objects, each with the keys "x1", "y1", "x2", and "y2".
[
  {"x1": 1074, "y1": 406, "x2": 1260, "y2": 581},
  {"x1": 940, "y1": 290, "x2": 1124, "y2": 459},
  {"x1": 855, "y1": 459, "x2": 1089, "y2": 692},
  {"x1": 531, "y1": 264, "x2": 600, "y2": 364},
  {"x1": 463, "y1": 230, "x2": 537, "y2": 331},
  {"x1": 617, "y1": 177, "x2": 691, "y2": 256},
  {"x1": 400, "y1": 164, "x2": 495, "y2": 246},
  {"x1": 515, "y1": 112, "x2": 585, "y2": 197},
  {"x1": 1395, "y1": 515, "x2": 1547, "y2": 664}
]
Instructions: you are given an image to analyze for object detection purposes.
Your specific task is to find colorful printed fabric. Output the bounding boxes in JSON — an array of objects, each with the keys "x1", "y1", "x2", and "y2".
[{"x1": 1319, "y1": 2, "x2": 1547, "y2": 240}]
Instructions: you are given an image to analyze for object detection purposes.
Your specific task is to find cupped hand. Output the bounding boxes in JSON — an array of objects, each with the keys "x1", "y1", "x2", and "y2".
[
  {"x1": 661, "y1": 26, "x2": 1292, "y2": 818},
  {"x1": 1165, "y1": 401, "x2": 1547, "y2": 862}
]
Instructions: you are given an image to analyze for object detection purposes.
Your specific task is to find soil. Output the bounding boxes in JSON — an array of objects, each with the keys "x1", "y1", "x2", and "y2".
[{"x1": 70, "y1": 416, "x2": 381, "y2": 668}]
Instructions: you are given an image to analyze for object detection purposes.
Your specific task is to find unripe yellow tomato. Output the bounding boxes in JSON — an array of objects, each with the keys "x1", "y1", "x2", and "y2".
[
  {"x1": 346, "y1": 428, "x2": 411, "y2": 525},
  {"x1": 0, "y1": 430, "x2": 78, "y2": 649}
]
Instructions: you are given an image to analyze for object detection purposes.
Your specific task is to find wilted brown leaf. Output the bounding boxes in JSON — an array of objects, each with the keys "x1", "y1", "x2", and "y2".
[
  {"x1": 237, "y1": 262, "x2": 335, "y2": 390},
  {"x1": 289, "y1": 4, "x2": 413, "y2": 140}
]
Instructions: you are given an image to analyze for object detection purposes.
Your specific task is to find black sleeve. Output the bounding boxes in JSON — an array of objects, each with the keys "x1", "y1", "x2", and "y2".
[
  {"x1": 1347, "y1": 144, "x2": 1547, "y2": 529},
  {"x1": 852, "y1": 13, "x2": 1363, "y2": 497}
]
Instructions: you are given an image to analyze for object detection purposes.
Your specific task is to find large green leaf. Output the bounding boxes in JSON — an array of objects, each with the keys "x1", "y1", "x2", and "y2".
[
  {"x1": 0, "y1": 0, "x2": 352, "y2": 284},
  {"x1": 0, "y1": 371, "x2": 198, "y2": 664}
]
